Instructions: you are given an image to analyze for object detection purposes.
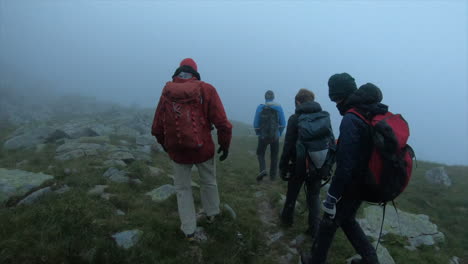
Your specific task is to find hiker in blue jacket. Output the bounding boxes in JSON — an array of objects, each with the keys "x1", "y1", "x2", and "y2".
[
  {"x1": 301, "y1": 73, "x2": 385, "y2": 264},
  {"x1": 253, "y1": 90, "x2": 286, "y2": 181}
]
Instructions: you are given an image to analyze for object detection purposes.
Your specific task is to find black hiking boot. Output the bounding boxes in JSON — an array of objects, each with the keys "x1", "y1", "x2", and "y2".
[{"x1": 256, "y1": 170, "x2": 267, "y2": 182}]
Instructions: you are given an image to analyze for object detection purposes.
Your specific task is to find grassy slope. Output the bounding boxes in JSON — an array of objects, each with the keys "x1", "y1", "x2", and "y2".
[{"x1": 0, "y1": 124, "x2": 467, "y2": 263}]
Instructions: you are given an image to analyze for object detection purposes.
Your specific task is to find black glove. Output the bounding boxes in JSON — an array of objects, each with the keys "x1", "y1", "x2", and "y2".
[
  {"x1": 161, "y1": 144, "x2": 168, "y2": 152},
  {"x1": 217, "y1": 146, "x2": 229, "y2": 161}
]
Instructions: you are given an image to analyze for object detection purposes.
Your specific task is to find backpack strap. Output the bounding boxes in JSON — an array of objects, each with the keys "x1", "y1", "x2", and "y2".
[{"x1": 346, "y1": 108, "x2": 371, "y2": 125}]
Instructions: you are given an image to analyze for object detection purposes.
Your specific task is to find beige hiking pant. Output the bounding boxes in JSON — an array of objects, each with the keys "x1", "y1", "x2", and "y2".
[{"x1": 172, "y1": 158, "x2": 220, "y2": 235}]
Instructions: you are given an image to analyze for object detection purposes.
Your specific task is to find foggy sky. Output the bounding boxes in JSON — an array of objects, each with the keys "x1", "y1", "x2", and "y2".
[{"x1": 1, "y1": 0, "x2": 467, "y2": 165}]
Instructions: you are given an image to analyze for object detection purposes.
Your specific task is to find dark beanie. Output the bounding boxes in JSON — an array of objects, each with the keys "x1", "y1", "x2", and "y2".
[
  {"x1": 265, "y1": 90, "x2": 275, "y2": 100},
  {"x1": 357, "y1": 83, "x2": 383, "y2": 103},
  {"x1": 328, "y1": 73, "x2": 358, "y2": 101}
]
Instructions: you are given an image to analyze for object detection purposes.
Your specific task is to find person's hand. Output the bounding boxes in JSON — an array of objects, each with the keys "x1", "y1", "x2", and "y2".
[
  {"x1": 321, "y1": 194, "x2": 339, "y2": 219},
  {"x1": 217, "y1": 146, "x2": 229, "y2": 161}
]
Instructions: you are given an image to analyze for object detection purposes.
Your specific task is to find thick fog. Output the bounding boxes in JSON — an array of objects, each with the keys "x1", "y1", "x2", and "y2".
[{"x1": 1, "y1": 1, "x2": 467, "y2": 165}]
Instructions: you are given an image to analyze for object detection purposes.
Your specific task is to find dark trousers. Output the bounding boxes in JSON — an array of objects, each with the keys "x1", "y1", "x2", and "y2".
[
  {"x1": 256, "y1": 138, "x2": 279, "y2": 179},
  {"x1": 308, "y1": 197, "x2": 379, "y2": 264},
  {"x1": 281, "y1": 171, "x2": 321, "y2": 236}
]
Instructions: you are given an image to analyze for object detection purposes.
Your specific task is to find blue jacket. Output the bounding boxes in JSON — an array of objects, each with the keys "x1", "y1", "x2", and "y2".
[{"x1": 253, "y1": 99, "x2": 286, "y2": 138}]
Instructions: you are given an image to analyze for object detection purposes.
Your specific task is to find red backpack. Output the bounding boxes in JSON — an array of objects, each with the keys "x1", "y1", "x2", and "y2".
[
  {"x1": 160, "y1": 81, "x2": 207, "y2": 151},
  {"x1": 348, "y1": 108, "x2": 415, "y2": 204}
]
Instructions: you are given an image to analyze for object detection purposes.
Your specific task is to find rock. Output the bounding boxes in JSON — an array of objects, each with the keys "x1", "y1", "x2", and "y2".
[
  {"x1": 55, "y1": 185, "x2": 71, "y2": 194},
  {"x1": 116, "y1": 209, "x2": 125, "y2": 216},
  {"x1": 254, "y1": 191, "x2": 264, "y2": 198},
  {"x1": 88, "y1": 185, "x2": 108, "y2": 196},
  {"x1": 290, "y1": 234, "x2": 307, "y2": 247},
  {"x1": 222, "y1": 203, "x2": 237, "y2": 220},
  {"x1": 136, "y1": 145, "x2": 152, "y2": 154},
  {"x1": 77, "y1": 136, "x2": 110, "y2": 144},
  {"x1": 45, "y1": 129, "x2": 70, "y2": 143},
  {"x1": 103, "y1": 160, "x2": 127, "y2": 167},
  {"x1": 358, "y1": 205, "x2": 443, "y2": 249},
  {"x1": 449, "y1": 256, "x2": 460, "y2": 264},
  {"x1": 425, "y1": 167, "x2": 451, "y2": 187},
  {"x1": 103, "y1": 168, "x2": 129, "y2": 183},
  {"x1": 130, "y1": 179, "x2": 142, "y2": 185},
  {"x1": 16, "y1": 160, "x2": 29, "y2": 168},
  {"x1": 55, "y1": 142, "x2": 103, "y2": 161},
  {"x1": 267, "y1": 231, "x2": 284, "y2": 246},
  {"x1": 0, "y1": 169, "x2": 54, "y2": 203},
  {"x1": 148, "y1": 166, "x2": 164, "y2": 177},
  {"x1": 347, "y1": 243, "x2": 395, "y2": 264},
  {"x1": 3, "y1": 126, "x2": 55, "y2": 150},
  {"x1": 146, "y1": 184, "x2": 176, "y2": 202},
  {"x1": 136, "y1": 135, "x2": 155, "y2": 146},
  {"x1": 193, "y1": 227, "x2": 208, "y2": 242},
  {"x1": 17, "y1": 187, "x2": 52, "y2": 205},
  {"x1": 115, "y1": 127, "x2": 139, "y2": 137},
  {"x1": 111, "y1": 229, "x2": 142, "y2": 249},
  {"x1": 133, "y1": 152, "x2": 151, "y2": 163},
  {"x1": 69, "y1": 127, "x2": 99, "y2": 139},
  {"x1": 151, "y1": 143, "x2": 162, "y2": 153},
  {"x1": 108, "y1": 151, "x2": 135, "y2": 164},
  {"x1": 35, "y1": 144, "x2": 47, "y2": 152},
  {"x1": 100, "y1": 193, "x2": 115, "y2": 200}
]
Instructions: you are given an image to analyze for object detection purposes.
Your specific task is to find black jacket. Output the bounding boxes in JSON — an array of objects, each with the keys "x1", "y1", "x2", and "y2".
[
  {"x1": 279, "y1": 101, "x2": 334, "y2": 177},
  {"x1": 327, "y1": 90, "x2": 388, "y2": 200}
]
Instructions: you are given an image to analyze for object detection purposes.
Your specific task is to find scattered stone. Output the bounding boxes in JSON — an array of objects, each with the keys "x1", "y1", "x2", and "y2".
[
  {"x1": 112, "y1": 229, "x2": 142, "y2": 249},
  {"x1": 64, "y1": 168, "x2": 72, "y2": 175},
  {"x1": 103, "y1": 160, "x2": 127, "y2": 167},
  {"x1": 55, "y1": 185, "x2": 71, "y2": 194},
  {"x1": 449, "y1": 256, "x2": 460, "y2": 264},
  {"x1": 69, "y1": 127, "x2": 99, "y2": 139},
  {"x1": 103, "y1": 168, "x2": 129, "y2": 183},
  {"x1": 100, "y1": 193, "x2": 115, "y2": 200},
  {"x1": 133, "y1": 152, "x2": 152, "y2": 163},
  {"x1": 16, "y1": 160, "x2": 29, "y2": 168},
  {"x1": 193, "y1": 227, "x2": 208, "y2": 242},
  {"x1": 45, "y1": 129, "x2": 70, "y2": 143},
  {"x1": 222, "y1": 203, "x2": 237, "y2": 220},
  {"x1": 17, "y1": 187, "x2": 52, "y2": 206},
  {"x1": 290, "y1": 234, "x2": 307, "y2": 247},
  {"x1": 35, "y1": 144, "x2": 47, "y2": 153},
  {"x1": 358, "y1": 205, "x2": 443, "y2": 249},
  {"x1": 425, "y1": 167, "x2": 451, "y2": 187},
  {"x1": 3, "y1": 126, "x2": 55, "y2": 150},
  {"x1": 0, "y1": 169, "x2": 54, "y2": 203},
  {"x1": 77, "y1": 136, "x2": 110, "y2": 144},
  {"x1": 254, "y1": 191, "x2": 265, "y2": 198},
  {"x1": 130, "y1": 179, "x2": 142, "y2": 185},
  {"x1": 146, "y1": 184, "x2": 176, "y2": 202},
  {"x1": 148, "y1": 166, "x2": 164, "y2": 177},
  {"x1": 136, "y1": 135, "x2": 155, "y2": 146},
  {"x1": 347, "y1": 242, "x2": 395, "y2": 264},
  {"x1": 116, "y1": 209, "x2": 126, "y2": 216},
  {"x1": 108, "y1": 151, "x2": 135, "y2": 164},
  {"x1": 267, "y1": 231, "x2": 284, "y2": 246},
  {"x1": 88, "y1": 185, "x2": 108, "y2": 196},
  {"x1": 55, "y1": 142, "x2": 103, "y2": 161}
]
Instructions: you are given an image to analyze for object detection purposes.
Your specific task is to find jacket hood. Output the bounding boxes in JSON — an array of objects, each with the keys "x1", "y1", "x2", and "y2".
[{"x1": 295, "y1": 101, "x2": 322, "y2": 115}]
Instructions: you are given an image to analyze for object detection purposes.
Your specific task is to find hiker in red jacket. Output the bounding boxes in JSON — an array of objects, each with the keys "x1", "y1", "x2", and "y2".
[{"x1": 152, "y1": 58, "x2": 232, "y2": 240}]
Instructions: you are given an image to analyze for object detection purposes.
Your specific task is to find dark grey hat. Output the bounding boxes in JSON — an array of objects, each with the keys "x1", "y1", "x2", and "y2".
[
  {"x1": 328, "y1": 73, "x2": 357, "y2": 101},
  {"x1": 265, "y1": 90, "x2": 275, "y2": 100}
]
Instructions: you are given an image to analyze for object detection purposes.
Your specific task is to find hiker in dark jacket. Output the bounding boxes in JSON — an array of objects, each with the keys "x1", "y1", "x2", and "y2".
[
  {"x1": 253, "y1": 90, "x2": 286, "y2": 181},
  {"x1": 302, "y1": 73, "x2": 386, "y2": 264},
  {"x1": 279, "y1": 89, "x2": 335, "y2": 237}
]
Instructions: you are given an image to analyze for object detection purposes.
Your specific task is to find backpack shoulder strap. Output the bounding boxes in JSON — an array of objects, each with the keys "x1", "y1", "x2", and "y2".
[{"x1": 346, "y1": 108, "x2": 371, "y2": 125}]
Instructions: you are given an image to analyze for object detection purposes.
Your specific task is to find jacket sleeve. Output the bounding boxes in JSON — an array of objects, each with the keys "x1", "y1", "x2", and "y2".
[
  {"x1": 279, "y1": 114, "x2": 298, "y2": 173},
  {"x1": 253, "y1": 105, "x2": 263, "y2": 135},
  {"x1": 327, "y1": 113, "x2": 367, "y2": 200},
  {"x1": 151, "y1": 95, "x2": 165, "y2": 146},
  {"x1": 203, "y1": 83, "x2": 232, "y2": 150},
  {"x1": 277, "y1": 105, "x2": 286, "y2": 136}
]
